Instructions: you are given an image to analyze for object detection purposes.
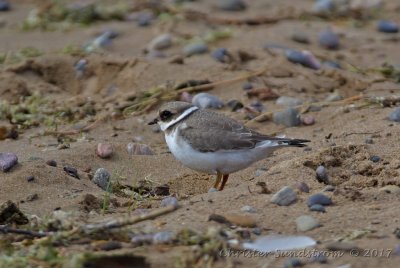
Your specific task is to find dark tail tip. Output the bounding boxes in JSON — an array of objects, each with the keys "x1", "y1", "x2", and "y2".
[{"x1": 285, "y1": 139, "x2": 311, "y2": 147}]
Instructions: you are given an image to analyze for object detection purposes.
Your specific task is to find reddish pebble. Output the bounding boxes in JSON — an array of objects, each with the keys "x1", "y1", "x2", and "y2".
[
  {"x1": 96, "y1": 143, "x2": 113, "y2": 159},
  {"x1": 295, "y1": 182, "x2": 310, "y2": 193},
  {"x1": 302, "y1": 115, "x2": 315, "y2": 125},
  {"x1": 180, "y1": 92, "x2": 193, "y2": 103}
]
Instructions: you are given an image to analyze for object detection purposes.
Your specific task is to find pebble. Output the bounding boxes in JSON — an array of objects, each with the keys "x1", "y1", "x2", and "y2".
[
  {"x1": 295, "y1": 215, "x2": 320, "y2": 231},
  {"x1": 192, "y1": 93, "x2": 224, "y2": 109},
  {"x1": 307, "y1": 193, "x2": 332, "y2": 207},
  {"x1": 252, "y1": 227, "x2": 262, "y2": 235},
  {"x1": 63, "y1": 166, "x2": 80, "y2": 179},
  {"x1": 325, "y1": 92, "x2": 343, "y2": 102},
  {"x1": 0, "y1": 1, "x2": 10, "y2": 11},
  {"x1": 46, "y1": 160, "x2": 57, "y2": 167},
  {"x1": 302, "y1": 115, "x2": 315, "y2": 126},
  {"x1": 211, "y1": 48, "x2": 229, "y2": 63},
  {"x1": 160, "y1": 196, "x2": 179, "y2": 208},
  {"x1": 377, "y1": 20, "x2": 399, "y2": 33},
  {"x1": 127, "y1": 142, "x2": 154, "y2": 155},
  {"x1": 96, "y1": 143, "x2": 113, "y2": 159},
  {"x1": 285, "y1": 50, "x2": 321, "y2": 70},
  {"x1": 27, "y1": 175, "x2": 35, "y2": 182},
  {"x1": 379, "y1": 185, "x2": 400, "y2": 194},
  {"x1": 147, "y1": 33, "x2": 172, "y2": 51},
  {"x1": 242, "y1": 82, "x2": 253, "y2": 90},
  {"x1": 291, "y1": 32, "x2": 310, "y2": 44},
  {"x1": 323, "y1": 61, "x2": 341, "y2": 69},
  {"x1": 316, "y1": 165, "x2": 329, "y2": 184},
  {"x1": 313, "y1": 0, "x2": 335, "y2": 14},
  {"x1": 208, "y1": 187, "x2": 218, "y2": 193},
  {"x1": 370, "y1": 155, "x2": 381, "y2": 163},
  {"x1": 273, "y1": 107, "x2": 301, "y2": 127},
  {"x1": 365, "y1": 138, "x2": 374, "y2": 144},
  {"x1": 92, "y1": 168, "x2": 110, "y2": 190},
  {"x1": 276, "y1": 96, "x2": 303, "y2": 107},
  {"x1": 323, "y1": 185, "x2": 335, "y2": 192},
  {"x1": 271, "y1": 186, "x2": 297, "y2": 206},
  {"x1": 388, "y1": 107, "x2": 400, "y2": 122},
  {"x1": 318, "y1": 28, "x2": 340, "y2": 50},
  {"x1": 284, "y1": 258, "x2": 303, "y2": 268},
  {"x1": 310, "y1": 204, "x2": 326, "y2": 213},
  {"x1": 93, "y1": 30, "x2": 118, "y2": 48},
  {"x1": 295, "y1": 182, "x2": 310, "y2": 193},
  {"x1": 216, "y1": 0, "x2": 246, "y2": 11},
  {"x1": 241, "y1": 205, "x2": 257, "y2": 213},
  {"x1": 310, "y1": 252, "x2": 328, "y2": 264},
  {"x1": 180, "y1": 92, "x2": 193, "y2": 102},
  {"x1": 183, "y1": 42, "x2": 208, "y2": 57},
  {"x1": 227, "y1": 99, "x2": 244, "y2": 112},
  {"x1": 99, "y1": 241, "x2": 122, "y2": 251},
  {"x1": 136, "y1": 11, "x2": 153, "y2": 27},
  {"x1": 26, "y1": 193, "x2": 38, "y2": 202},
  {"x1": 0, "y1": 153, "x2": 18, "y2": 172},
  {"x1": 224, "y1": 213, "x2": 257, "y2": 227},
  {"x1": 153, "y1": 231, "x2": 174, "y2": 244}
]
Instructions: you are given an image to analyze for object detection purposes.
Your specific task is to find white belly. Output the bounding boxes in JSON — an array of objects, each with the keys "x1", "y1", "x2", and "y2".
[{"x1": 165, "y1": 128, "x2": 280, "y2": 174}]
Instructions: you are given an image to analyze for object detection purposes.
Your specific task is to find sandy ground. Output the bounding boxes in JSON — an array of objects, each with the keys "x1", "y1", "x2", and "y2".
[{"x1": 1, "y1": 0, "x2": 400, "y2": 267}]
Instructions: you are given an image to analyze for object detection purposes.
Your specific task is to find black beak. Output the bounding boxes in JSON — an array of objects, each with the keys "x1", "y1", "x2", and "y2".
[{"x1": 148, "y1": 118, "x2": 159, "y2": 125}]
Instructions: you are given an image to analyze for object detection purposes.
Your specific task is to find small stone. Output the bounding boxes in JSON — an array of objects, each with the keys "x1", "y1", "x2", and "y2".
[
  {"x1": 323, "y1": 61, "x2": 341, "y2": 69},
  {"x1": 310, "y1": 252, "x2": 328, "y2": 263},
  {"x1": 393, "y1": 228, "x2": 400, "y2": 239},
  {"x1": 147, "y1": 33, "x2": 172, "y2": 51},
  {"x1": 316, "y1": 165, "x2": 329, "y2": 184},
  {"x1": 295, "y1": 182, "x2": 310, "y2": 193},
  {"x1": 323, "y1": 185, "x2": 335, "y2": 192},
  {"x1": 127, "y1": 142, "x2": 154, "y2": 155},
  {"x1": 136, "y1": 11, "x2": 153, "y2": 27},
  {"x1": 273, "y1": 107, "x2": 301, "y2": 127},
  {"x1": 96, "y1": 143, "x2": 113, "y2": 159},
  {"x1": 74, "y1": 59, "x2": 87, "y2": 77},
  {"x1": 92, "y1": 168, "x2": 110, "y2": 190},
  {"x1": 377, "y1": 20, "x2": 399, "y2": 33},
  {"x1": 153, "y1": 231, "x2": 174, "y2": 244},
  {"x1": 284, "y1": 258, "x2": 303, "y2": 268},
  {"x1": 242, "y1": 82, "x2": 253, "y2": 90},
  {"x1": 192, "y1": 93, "x2": 224, "y2": 109},
  {"x1": 183, "y1": 42, "x2": 208, "y2": 57},
  {"x1": 370, "y1": 155, "x2": 381, "y2": 163},
  {"x1": 365, "y1": 138, "x2": 374, "y2": 144},
  {"x1": 240, "y1": 205, "x2": 257, "y2": 213},
  {"x1": 252, "y1": 227, "x2": 262, "y2": 235},
  {"x1": 286, "y1": 50, "x2": 321, "y2": 70},
  {"x1": 26, "y1": 193, "x2": 39, "y2": 202},
  {"x1": 227, "y1": 99, "x2": 244, "y2": 112},
  {"x1": 216, "y1": 0, "x2": 246, "y2": 11},
  {"x1": 0, "y1": 1, "x2": 10, "y2": 11},
  {"x1": 379, "y1": 185, "x2": 400, "y2": 194},
  {"x1": 211, "y1": 48, "x2": 229, "y2": 63},
  {"x1": 389, "y1": 107, "x2": 400, "y2": 122},
  {"x1": 27, "y1": 175, "x2": 35, "y2": 182},
  {"x1": 160, "y1": 196, "x2": 178, "y2": 208},
  {"x1": 180, "y1": 92, "x2": 193, "y2": 102},
  {"x1": 291, "y1": 32, "x2": 310, "y2": 44},
  {"x1": 318, "y1": 28, "x2": 340, "y2": 50},
  {"x1": 307, "y1": 193, "x2": 332, "y2": 207},
  {"x1": 46, "y1": 160, "x2": 57, "y2": 167},
  {"x1": 99, "y1": 241, "x2": 122, "y2": 251},
  {"x1": 271, "y1": 186, "x2": 297, "y2": 206},
  {"x1": 0, "y1": 153, "x2": 18, "y2": 172},
  {"x1": 224, "y1": 213, "x2": 257, "y2": 227},
  {"x1": 276, "y1": 96, "x2": 303, "y2": 107},
  {"x1": 313, "y1": 0, "x2": 335, "y2": 14},
  {"x1": 208, "y1": 187, "x2": 218, "y2": 193},
  {"x1": 295, "y1": 215, "x2": 320, "y2": 231},
  {"x1": 310, "y1": 204, "x2": 326, "y2": 213},
  {"x1": 325, "y1": 93, "x2": 343, "y2": 102},
  {"x1": 302, "y1": 115, "x2": 315, "y2": 126},
  {"x1": 63, "y1": 166, "x2": 80, "y2": 180},
  {"x1": 247, "y1": 88, "x2": 279, "y2": 101}
]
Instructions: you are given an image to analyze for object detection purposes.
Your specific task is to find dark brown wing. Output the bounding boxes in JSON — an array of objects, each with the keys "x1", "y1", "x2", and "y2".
[{"x1": 180, "y1": 110, "x2": 309, "y2": 152}]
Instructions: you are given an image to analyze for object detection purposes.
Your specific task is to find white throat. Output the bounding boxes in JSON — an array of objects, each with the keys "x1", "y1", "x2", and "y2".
[{"x1": 159, "y1": 106, "x2": 199, "y2": 131}]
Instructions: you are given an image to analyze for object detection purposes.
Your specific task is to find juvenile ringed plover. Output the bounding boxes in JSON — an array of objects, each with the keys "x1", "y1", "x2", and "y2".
[{"x1": 149, "y1": 101, "x2": 310, "y2": 191}]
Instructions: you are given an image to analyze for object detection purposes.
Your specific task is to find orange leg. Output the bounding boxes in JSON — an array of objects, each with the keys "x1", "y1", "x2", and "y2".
[
  {"x1": 213, "y1": 172, "x2": 222, "y2": 189},
  {"x1": 218, "y1": 174, "x2": 230, "y2": 191}
]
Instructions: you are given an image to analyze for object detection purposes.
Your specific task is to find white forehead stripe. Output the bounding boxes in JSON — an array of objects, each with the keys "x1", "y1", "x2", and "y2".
[{"x1": 161, "y1": 106, "x2": 199, "y2": 131}]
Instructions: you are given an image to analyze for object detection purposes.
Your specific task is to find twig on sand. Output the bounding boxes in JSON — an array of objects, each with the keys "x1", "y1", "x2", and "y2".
[
  {"x1": 343, "y1": 130, "x2": 382, "y2": 137},
  {"x1": 0, "y1": 225, "x2": 48, "y2": 238}
]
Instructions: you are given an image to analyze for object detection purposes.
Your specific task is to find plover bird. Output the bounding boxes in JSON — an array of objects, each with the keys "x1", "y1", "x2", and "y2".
[{"x1": 149, "y1": 101, "x2": 309, "y2": 191}]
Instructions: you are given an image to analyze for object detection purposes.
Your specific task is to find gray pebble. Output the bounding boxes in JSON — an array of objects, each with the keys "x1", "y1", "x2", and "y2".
[
  {"x1": 273, "y1": 107, "x2": 301, "y2": 127},
  {"x1": 291, "y1": 32, "x2": 310, "y2": 44},
  {"x1": 365, "y1": 138, "x2": 374, "y2": 144},
  {"x1": 241, "y1": 205, "x2": 257, "y2": 213},
  {"x1": 316, "y1": 165, "x2": 329, "y2": 184},
  {"x1": 310, "y1": 204, "x2": 326, "y2": 213},
  {"x1": 252, "y1": 227, "x2": 262, "y2": 235},
  {"x1": 92, "y1": 168, "x2": 111, "y2": 190},
  {"x1": 183, "y1": 42, "x2": 208, "y2": 57},
  {"x1": 216, "y1": 0, "x2": 246, "y2": 11},
  {"x1": 295, "y1": 182, "x2": 310, "y2": 193},
  {"x1": 276, "y1": 96, "x2": 303, "y2": 107},
  {"x1": 192, "y1": 93, "x2": 224, "y2": 109},
  {"x1": 147, "y1": 33, "x2": 172, "y2": 51},
  {"x1": 242, "y1": 82, "x2": 253, "y2": 90},
  {"x1": 160, "y1": 196, "x2": 178, "y2": 208},
  {"x1": 307, "y1": 193, "x2": 332, "y2": 207},
  {"x1": 271, "y1": 186, "x2": 297, "y2": 206},
  {"x1": 389, "y1": 107, "x2": 400, "y2": 122},
  {"x1": 27, "y1": 175, "x2": 35, "y2": 182},
  {"x1": 318, "y1": 28, "x2": 340, "y2": 50},
  {"x1": 325, "y1": 93, "x2": 343, "y2": 102},
  {"x1": 96, "y1": 143, "x2": 113, "y2": 159},
  {"x1": 0, "y1": 152, "x2": 18, "y2": 172},
  {"x1": 284, "y1": 258, "x2": 303, "y2": 268},
  {"x1": 153, "y1": 231, "x2": 174, "y2": 244},
  {"x1": 323, "y1": 185, "x2": 335, "y2": 192},
  {"x1": 208, "y1": 187, "x2": 218, "y2": 193},
  {"x1": 127, "y1": 142, "x2": 154, "y2": 155},
  {"x1": 295, "y1": 215, "x2": 320, "y2": 231},
  {"x1": 313, "y1": 0, "x2": 335, "y2": 14}
]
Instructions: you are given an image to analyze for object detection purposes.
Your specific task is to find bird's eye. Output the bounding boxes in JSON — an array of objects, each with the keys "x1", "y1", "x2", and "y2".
[{"x1": 160, "y1": 110, "x2": 173, "y2": 121}]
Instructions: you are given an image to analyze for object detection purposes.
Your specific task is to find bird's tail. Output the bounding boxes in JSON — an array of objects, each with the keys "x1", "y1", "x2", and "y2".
[{"x1": 276, "y1": 138, "x2": 310, "y2": 147}]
